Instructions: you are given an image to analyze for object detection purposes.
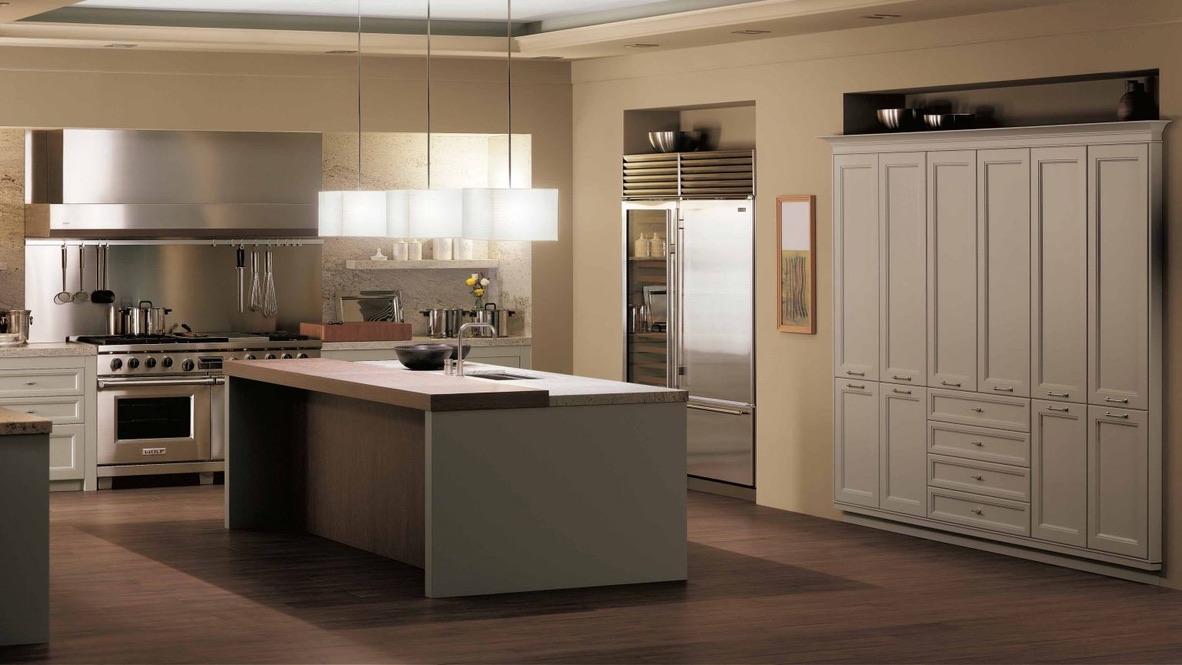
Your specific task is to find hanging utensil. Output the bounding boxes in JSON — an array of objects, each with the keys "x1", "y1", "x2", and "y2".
[
  {"x1": 248, "y1": 249, "x2": 262, "y2": 312},
  {"x1": 53, "y1": 244, "x2": 72, "y2": 305},
  {"x1": 262, "y1": 250, "x2": 278, "y2": 318},
  {"x1": 72, "y1": 245, "x2": 89, "y2": 303},
  {"x1": 91, "y1": 244, "x2": 115, "y2": 304},
  {"x1": 236, "y1": 245, "x2": 245, "y2": 313}
]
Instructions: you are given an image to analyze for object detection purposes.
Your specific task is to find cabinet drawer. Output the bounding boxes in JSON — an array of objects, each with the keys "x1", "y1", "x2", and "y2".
[
  {"x1": 0, "y1": 367, "x2": 85, "y2": 397},
  {"x1": 0, "y1": 396, "x2": 84, "y2": 424},
  {"x1": 928, "y1": 487, "x2": 1030, "y2": 536},
  {"x1": 928, "y1": 389, "x2": 1029, "y2": 432},
  {"x1": 928, "y1": 422, "x2": 1030, "y2": 467},
  {"x1": 49, "y1": 423, "x2": 86, "y2": 481},
  {"x1": 928, "y1": 454, "x2": 1030, "y2": 501}
]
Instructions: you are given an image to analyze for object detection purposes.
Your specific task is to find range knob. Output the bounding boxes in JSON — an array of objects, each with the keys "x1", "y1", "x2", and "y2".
[
  {"x1": 181, "y1": 359, "x2": 195, "y2": 372},
  {"x1": 127, "y1": 358, "x2": 140, "y2": 370},
  {"x1": 244, "y1": 354, "x2": 256, "y2": 360},
  {"x1": 281, "y1": 353, "x2": 293, "y2": 360},
  {"x1": 145, "y1": 358, "x2": 157, "y2": 368},
  {"x1": 162, "y1": 357, "x2": 174, "y2": 369},
  {"x1": 296, "y1": 353, "x2": 309, "y2": 359},
  {"x1": 109, "y1": 358, "x2": 123, "y2": 371},
  {"x1": 265, "y1": 353, "x2": 277, "y2": 360}
]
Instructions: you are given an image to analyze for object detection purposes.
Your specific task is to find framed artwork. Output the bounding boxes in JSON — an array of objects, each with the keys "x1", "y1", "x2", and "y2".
[{"x1": 777, "y1": 194, "x2": 817, "y2": 334}]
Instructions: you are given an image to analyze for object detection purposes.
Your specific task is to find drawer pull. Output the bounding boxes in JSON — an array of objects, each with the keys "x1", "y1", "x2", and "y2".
[
  {"x1": 26, "y1": 410, "x2": 35, "y2": 414},
  {"x1": 892, "y1": 375, "x2": 912, "y2": 382},
  {"x1": 970, "y1": 441, "x2": 984, "y2": 447},
  {"x1": 971, "y1": 407, "x2": 984, "y2": 413},
  {"x1": 847, "y1": 383, "x2": 866, "y2": 390},
  {"x1": 1047, "y1": 406, "x2": 1070, "y2": 413},
  {"x1": 892, "y1": 389, "x2": 912, "y2": 395},
  {"x1": 846, "y1": 370, "x2": 865, "y2": 377},
  {"x1": 970, "y1": 508, "x2": 984, "y2": 515},
  {"x1": 24, "y1": 381, "x2": 36, "y2": 386},
  {"x1": 971, "y1": 475, "x2": 984, "y2": 481},
  {"x1": 992, "y1": 386, "x2": 1014, "y2": 393},
  {"x1": 1105, "y1": 397, "x2": 1129, "y2": 404},
  {"x1": 941, "y1": 381, "x2": 962, "y2": 387},
  {"x1": 1047, "y1": 391, "x2": 1069, "y2": 397},
  {"x1": 1104, "y1": 412, "x2": 1130, "y2": 420}
]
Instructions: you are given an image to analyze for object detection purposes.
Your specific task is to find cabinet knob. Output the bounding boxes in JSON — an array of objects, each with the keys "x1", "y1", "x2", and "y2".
[{"x1": 971, "y1": 508, "x2": 984, "y2": 515}]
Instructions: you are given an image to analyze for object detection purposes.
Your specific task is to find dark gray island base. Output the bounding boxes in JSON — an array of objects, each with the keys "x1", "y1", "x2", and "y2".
[{"x1": 225, "y1": 358, "x2": 688, "y2": 598}]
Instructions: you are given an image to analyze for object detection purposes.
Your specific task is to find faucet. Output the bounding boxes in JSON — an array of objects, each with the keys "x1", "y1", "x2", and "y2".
[{"x1": 455, "y1": 322, "x2": 496, "y2": 377}]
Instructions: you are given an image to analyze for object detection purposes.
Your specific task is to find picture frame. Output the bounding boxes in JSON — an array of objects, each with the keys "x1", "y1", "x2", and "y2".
[{"x1": 777, "y1": 194, "x2": 817, "y2": 334}]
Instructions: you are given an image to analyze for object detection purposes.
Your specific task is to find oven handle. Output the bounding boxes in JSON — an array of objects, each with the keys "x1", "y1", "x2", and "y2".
[{"x1": 98, "y1": 377, "x2": 226, "y2": 389}]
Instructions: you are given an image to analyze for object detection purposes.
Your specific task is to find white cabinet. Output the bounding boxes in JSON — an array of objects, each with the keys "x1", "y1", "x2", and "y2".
[
  {"x1": 1088, "y1": 144, "x2": 1149, "y2": 410},
  {"x1": 880, "y1": 385, "x2": 926, "y2": 516},
  {"x1": 977, "y1": 149, "x2": 1030, "y2": 397},
  {"x1": 1088, "y1": 406, "x2": 1148, "y2": 558},
  {"x1": 1030, "y1": 400, "x2": 1086, "y2": 547},
  {"x1": 927, "y1": 150, "x2": 977, "y2": 392},
  {"x1": 834, "y1": 379, "x2": 878, "y2": 508},
  {"x1": 1030, "y1": 147, "x2": 1087, "y2": 403},
  {"x1": 879, "y1": 152, "x2": 927, "y2": 386},
  {"x1": 48, "y1": 424, "x2": 86, "y2": 482},
  {"x1": 833, "y1": 153, "x2": 879, "y2": 381}
]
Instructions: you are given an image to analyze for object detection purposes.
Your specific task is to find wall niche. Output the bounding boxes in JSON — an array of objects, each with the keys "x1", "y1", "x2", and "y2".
[{"x1": 623, "y1": 101, "x2": 755, "y2": 155}]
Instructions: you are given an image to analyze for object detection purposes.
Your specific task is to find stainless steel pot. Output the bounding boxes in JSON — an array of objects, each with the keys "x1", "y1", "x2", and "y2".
[
  {"x1": 140, "y1": 301, "x2": 173, "y2": 335},
  {"x1": 469, "y1": 303, "x2": 515, "y2": 338},
  {"x1": 6, "y1": 310, "x2": 32, "y2": 343},
  {"x1": 420, "y1": 308, "x2": 464, "y2": 338},
  {"x1": 119, "y1": 306, "x2": 145, "y2": 335},
  {"x1": 116, "y1": 301, "x2": 172, "y2": 336}
]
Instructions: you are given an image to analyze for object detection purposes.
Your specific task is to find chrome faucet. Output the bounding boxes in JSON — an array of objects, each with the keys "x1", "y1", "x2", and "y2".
[{"x1": 455, "y1": 322, "x2": 496, "y2": 376}]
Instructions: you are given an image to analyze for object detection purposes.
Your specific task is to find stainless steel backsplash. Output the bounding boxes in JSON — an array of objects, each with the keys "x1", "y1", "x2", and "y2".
[{"x1": 24, "y1": 241, "x2": 322, "y2": 342}]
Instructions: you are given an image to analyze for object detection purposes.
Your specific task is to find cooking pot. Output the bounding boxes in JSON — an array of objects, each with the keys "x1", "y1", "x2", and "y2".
[
  {"x1": 140, "y1": 301, "x2": 173, "y2": 335},
  {"x1": 116, "y1": 301, "x2": 172, "y2": 336},
  {"x1": 468, "y1": 303, "x2": 515, "y2": 338},
  {"x1": 420, "y1": 308, "x2": 465, "y2": 338}
]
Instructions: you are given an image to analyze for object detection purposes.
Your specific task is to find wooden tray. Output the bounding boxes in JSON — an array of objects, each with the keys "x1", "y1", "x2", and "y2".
[{"x1": 299, "y1": 322, "x2": 413, "y2": 342}]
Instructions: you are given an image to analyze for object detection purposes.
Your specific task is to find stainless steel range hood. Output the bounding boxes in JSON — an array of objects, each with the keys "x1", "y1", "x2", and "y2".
[{"x1": 25, "y1": 129, "x2": 322, "y2": 238}]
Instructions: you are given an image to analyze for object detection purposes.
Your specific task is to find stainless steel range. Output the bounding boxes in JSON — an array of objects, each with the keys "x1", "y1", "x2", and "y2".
[{"x1": 72, "y1": 332, "x2": 321, "y2": 488}]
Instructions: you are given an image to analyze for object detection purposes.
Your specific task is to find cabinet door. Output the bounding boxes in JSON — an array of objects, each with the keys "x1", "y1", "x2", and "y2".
[
  {"x1": 1088, "y1": 144, "x2": 1149, "y2": 410},
  {"x1": 1030, "y1": 400, "x2": 1086, "y2": 547},
  {"x1": 927, "y1": 150, "x2": 977, "y2": 392},
  {"x1": 977, "y1": 149, "x2": 1030, "y2": 396},
  {"x1": 880, "y1": 384, "x2": 926, "y2": 516},
  {"x1": 879, "y1": 153, "x2": 927, "y2": 386},
  {"x1": 834, "y1": 154, "x2": 879, "y2": 381},
  {"x1": 1087, "y1": 406, "x2": 1148, "y2": 558},
  {"x1": 1030, "y1": 147, "x2": 1087, "y2": 403},
  {"x1": 834, "y1": 379, "x2": 879, "y2": 507},
  {"x1": 48, "y1": 424, "x2": 86, "y2": 482}
]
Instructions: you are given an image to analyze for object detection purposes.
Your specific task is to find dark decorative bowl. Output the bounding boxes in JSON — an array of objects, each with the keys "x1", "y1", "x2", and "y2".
[{"x1": 393, "y1": 344, "x2": 472, "y2": 370}]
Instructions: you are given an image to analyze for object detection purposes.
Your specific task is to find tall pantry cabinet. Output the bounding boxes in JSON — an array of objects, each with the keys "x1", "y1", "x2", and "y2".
[{"x1": 826, "y1": 121, "x2": 1167, "y2": 573}]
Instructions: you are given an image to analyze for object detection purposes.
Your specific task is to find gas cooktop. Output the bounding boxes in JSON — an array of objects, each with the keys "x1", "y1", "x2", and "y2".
[{"x1": 74, "y1": 334, "x2": 231, "y2": 345}]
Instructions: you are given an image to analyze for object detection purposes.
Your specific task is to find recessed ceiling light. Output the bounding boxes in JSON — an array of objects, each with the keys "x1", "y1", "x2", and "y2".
[
  {"x1": 104, "y1": 43, "x2": 138, "y2": 48},
  {"x1": 732, "y1": 29, "x2": 771, "y2": 35},
  {"x1": 624, "y1": 43, "x2": 659, "y2": 48},
  {"x1": 863, "y1": 13, "x2": 901, "y2": 19},
  {"x1": 325, "y1": 50, "x2": 357, "y2": 54}
]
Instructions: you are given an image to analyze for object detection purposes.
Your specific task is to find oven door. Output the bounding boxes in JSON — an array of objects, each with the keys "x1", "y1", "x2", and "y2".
[{"x1": 97, "y1": 377, "x2": 220, "y2": 466}]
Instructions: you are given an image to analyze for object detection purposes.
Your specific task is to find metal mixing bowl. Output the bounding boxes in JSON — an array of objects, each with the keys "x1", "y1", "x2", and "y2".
[
  {"x1": 648, "y1": 131, "x2": 678, "y2": 152},
  {"x1": 923, "y1": 113, "x2": 975, "y2": 130},
  {"x1": 876, "y1": 108, "x2": 923, "y2": 131}
]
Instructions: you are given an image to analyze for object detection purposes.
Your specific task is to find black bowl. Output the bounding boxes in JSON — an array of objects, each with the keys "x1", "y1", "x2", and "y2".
[{"x1": 393, "y1": 345, "x2": 453, "y2": 371}]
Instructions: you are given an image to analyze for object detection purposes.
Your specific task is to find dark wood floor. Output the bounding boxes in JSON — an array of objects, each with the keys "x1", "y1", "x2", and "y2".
[{"x1": 3, "y1": 487, "x2": 1182, "y2": 663}]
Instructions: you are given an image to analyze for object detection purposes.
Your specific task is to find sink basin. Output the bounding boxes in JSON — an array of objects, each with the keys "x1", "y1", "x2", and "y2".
[{"x1": 466, "y1": 371, "x2": 538, "y2": 381}]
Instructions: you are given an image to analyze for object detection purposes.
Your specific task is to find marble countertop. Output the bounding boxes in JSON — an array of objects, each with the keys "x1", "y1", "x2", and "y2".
[
  {"x1": 321, "y1": 336, "x2": 531, "y2": 351},
  {"x1": 0, "y1": 342, "x2": 96, "y2": 358},
  {"x1": 0, "y1": 407, "x2": 53, "y2": 436},
  {"x1": 225, "y1": 358, "x2": 685, "y2": 411}
]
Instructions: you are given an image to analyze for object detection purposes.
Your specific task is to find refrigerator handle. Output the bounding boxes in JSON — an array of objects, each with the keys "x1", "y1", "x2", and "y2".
[
  {"x1": 672, "y1": 219, "x2": 686, "y2": 390},
  {"x1": 687, "y1": 403, "x2": 749, "y2": 416}
]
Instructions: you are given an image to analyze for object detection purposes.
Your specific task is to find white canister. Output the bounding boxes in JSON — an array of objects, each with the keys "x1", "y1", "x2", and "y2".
[
  {"x1": 391, "y1": 239, "x2": 408, "y2": 261},
  {"x1": 453, "y1": 237, "x2": 474, "y2": 260},
  {"x1": 633, "y1": 233, "x2": 651, "y2": 258},
  {"x1": 433, "y1": 237, "x2": 453, "y2": 260},
  {"x1": 408, "y1": 239, "x2": 423, "y2": 261}
]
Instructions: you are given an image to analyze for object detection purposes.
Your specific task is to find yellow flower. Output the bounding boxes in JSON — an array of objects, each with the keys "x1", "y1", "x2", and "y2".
[
  {"x1": 474, "y1": 288, "x2": 485, "y2": 296},
  {"x1": 465, "y1": 277, "x2": 476, "y2": 286}
]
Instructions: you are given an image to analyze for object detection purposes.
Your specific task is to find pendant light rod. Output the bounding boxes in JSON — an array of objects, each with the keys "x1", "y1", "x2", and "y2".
[
  {"x1": 426, "y1": 0, "x2": 432, "y2": 190},
  {"x1": 507, "y1": 0, "x2": 512, "y2": 187},
  {"x1": 356, "y1": 0, "x2": 362, "y2": 191}
]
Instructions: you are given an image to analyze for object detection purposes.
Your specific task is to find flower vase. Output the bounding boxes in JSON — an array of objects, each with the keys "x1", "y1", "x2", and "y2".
[{"x1": 474, "y1": 296, "x2": 484, "y2": 310}]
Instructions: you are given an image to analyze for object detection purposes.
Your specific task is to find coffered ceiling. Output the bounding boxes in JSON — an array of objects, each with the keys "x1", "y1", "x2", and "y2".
[{"x1": 0, "y1": 0, "x2": 1085, "y2": 60}]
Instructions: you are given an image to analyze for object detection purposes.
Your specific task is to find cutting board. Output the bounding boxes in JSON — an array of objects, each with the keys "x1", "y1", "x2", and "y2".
[{"x1": 300, "y1": 322, "x2": 413, "y2": 342}]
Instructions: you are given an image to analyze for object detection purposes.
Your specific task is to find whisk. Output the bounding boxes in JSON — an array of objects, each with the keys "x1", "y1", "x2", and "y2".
[
  {"x1": 248, "y1": 249, "x2": 262, "y2": 312},
  {"x1": 262, "y1": 250, "x2": 278, "y2": 318}
]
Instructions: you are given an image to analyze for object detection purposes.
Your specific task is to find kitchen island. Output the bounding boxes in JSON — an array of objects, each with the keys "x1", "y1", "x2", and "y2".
[
  {"x1": 0, "y1": 407, "x2": 51, "y2": 645},
  {"x1": 225, "y1": 358, "x2": 688, "y2": 598}
]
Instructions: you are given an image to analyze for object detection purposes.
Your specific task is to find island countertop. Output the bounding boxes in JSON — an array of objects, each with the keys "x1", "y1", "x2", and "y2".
[
  {"x1": 0, "y1": 406, "x2": 53, "y2": 436},
  {"x1": 224, "y1": 358, "x2": 685, "y2": 410}
]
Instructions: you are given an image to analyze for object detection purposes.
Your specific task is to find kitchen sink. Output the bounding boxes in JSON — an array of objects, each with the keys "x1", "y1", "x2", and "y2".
[{"x1": 466, "y1": 371, "x2": 538, "y2": 381}]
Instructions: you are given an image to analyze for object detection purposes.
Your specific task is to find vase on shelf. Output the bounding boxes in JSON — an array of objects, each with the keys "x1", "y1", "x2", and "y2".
[
  {"x1": 1117, "y1": 80, "x2": 1157, "y2": 121},
  {"x1": 474, "y1": 296, "x2": 484, "y2": 310}
]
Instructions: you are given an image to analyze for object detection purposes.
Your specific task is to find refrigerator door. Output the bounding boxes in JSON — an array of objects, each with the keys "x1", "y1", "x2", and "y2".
[
  {"x1": 622, "y1": 201, "x2": 677, "y2": 387},
  {"x1": 677, "y1": 199, "x2": 755, "y2": 405},
  {"x1": 687, "y1": 399, "x2": 754, "y2": 487}
]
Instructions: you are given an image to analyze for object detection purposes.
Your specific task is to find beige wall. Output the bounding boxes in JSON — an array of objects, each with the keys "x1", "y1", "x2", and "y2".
[
  {"x1": 571, "y1": 0, "x2": 1182, "y2": 585},
  {"x1": 0, "y1": 47, "x2": 573, "y2": 371}
]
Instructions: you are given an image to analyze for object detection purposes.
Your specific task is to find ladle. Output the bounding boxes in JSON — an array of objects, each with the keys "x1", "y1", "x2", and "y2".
[{"x1": 53, "y1": 245, "x2": 71, "y2": 305}]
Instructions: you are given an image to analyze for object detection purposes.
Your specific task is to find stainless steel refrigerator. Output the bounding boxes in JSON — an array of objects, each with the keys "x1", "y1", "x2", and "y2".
[{"x1": 623, "y1": 198, "x2": 755, "y2": 487}]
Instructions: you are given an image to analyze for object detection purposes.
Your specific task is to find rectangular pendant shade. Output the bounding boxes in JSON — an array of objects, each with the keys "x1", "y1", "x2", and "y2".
[
  {"x1": 462, "y1": 187, "x2": 558, "y2": 241},
  {"x1": 318, "y1": 191, "x2": 344, "y2": 236},
  {"x1": 319, "y1": 190, "x2": 412, "y2": 237},
  {"x1": 341, "y1": 190, "x2": 387, "y2": 236},
  {"x1": 408, "y1": 189, "x2": 463, "y2": 238}
]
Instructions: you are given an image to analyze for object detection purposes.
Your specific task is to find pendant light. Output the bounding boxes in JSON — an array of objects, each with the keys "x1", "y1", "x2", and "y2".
[
  {"x1": 319, "y1": 0, "x2": 408, "y2": 237},
  {"x1": 461, "y1": 0, "x2": 559, "y2": 242}
]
